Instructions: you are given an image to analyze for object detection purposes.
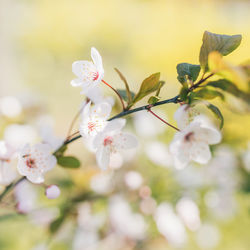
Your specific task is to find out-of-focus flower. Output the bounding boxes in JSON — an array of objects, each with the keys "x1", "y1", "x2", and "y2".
[
  {"x1": 71, "y1": 47, "x2": 104, "y2": 93},
  {"x1": 93, "y1": 119, "x2": 138, "y2": 170},
  {"x1": 17, "y1": 143, "x2": 57, "y2": 183},
  {"x1": 45, "y1": 185, "x2": 61, "y2": 199},
  {"x1": 195, "y1": 223, "x2": 220, "y2": 249},
  {"x1": 145, "y1": 141, "x2": 173, "y2": 167},
  {"x1": 83, "y1": 85, "x2": 114, "y2": 106},
  {"x1": 90, "y1": 172, "x2": 113, "y2": 194},
  {"x1": 124, "y1": 171, "x2": 143, "y2": 190},
  {"x1": 170, "y1": 120, "x2": 221, "y2": 169},
  {"x1": 176, "y1": 197, "x2": 201, "y2": 231},
  {"x1": 109, "y1": 195, "x2": 146, "y2": 240},
  {"x1": 4, "y1": 124, "x2": 37, "y2": 150},
  {"x1": 15, "y1": 180, "x2": 37, "y2": 213},
  {"x1": 174, "y1": 104, "x2": 199, "y2": 130},
  {"x1": 80, "y1": 101, "x2": 112, "y2": 138},
  {"x1": 154, "y1": 202, "x2": 187, "y2": 247},
  {"x1": 109, "y1": 152, "x2": 124, "y2": 169},
  {"x1": 39, "y1": 125, "x2": 63, "y2": 151},
  {"x1": 0, "y1": 141, "x2": 17, "y2": 185},
  {"x1": 0, "y1": 96, "x2": 22, "y2": 118},
  {"x1": 133, "y1": 110, "x2": 168, "y2": 138},
  {"x1": 140, "y1": 197, "x2": 157, "y2": 215}
]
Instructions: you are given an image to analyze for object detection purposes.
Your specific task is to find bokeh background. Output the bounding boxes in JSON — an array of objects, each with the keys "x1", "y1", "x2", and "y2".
[{"x1": 0, "y1": 0, "x2": 250, "y2": 249}]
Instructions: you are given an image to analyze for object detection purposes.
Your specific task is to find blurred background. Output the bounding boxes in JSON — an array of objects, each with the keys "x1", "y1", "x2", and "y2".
[{"x1": 0, "y1": 0, "x2": 250, "y2": 249}]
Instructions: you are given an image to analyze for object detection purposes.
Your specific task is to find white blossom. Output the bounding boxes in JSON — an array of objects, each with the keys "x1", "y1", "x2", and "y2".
[
  {"x1": 174, "y1": 104, "x2": 199, "y2": 130},
  {"x1": 0, "y1": 141, "x2": 17, "y2": 185},
  {"x1": 0, "y1": 96, "x2": 22, "y2": 118},
  {"x1": 154, "y1": 202, "x2": 187, "y2": 247},
  {"x1": 45, "y1": 185, "x2": 61, "y2": 199},
  {"x1": 93, "y1": 119, "x2": 138, "y2": 170},
  {"x1": 71, "y1": 47, "x2": 104, "y2": 93},
  {"x1": 170, "y1": 120, "x2": 221, "y2": 169},
  {"x1": 124, "y1": 171, "x2": 143, "y2": 190},
  {"x1": 80, "y1": 101, "x2": 112, "y2": 138},
  {"x1": 17, "y1": 143, "x2": 57, "y2": 183}
]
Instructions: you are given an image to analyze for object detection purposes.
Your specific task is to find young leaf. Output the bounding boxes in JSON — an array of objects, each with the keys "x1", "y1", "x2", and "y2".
[
  {"x1": 132, "y1": 73, "x2": 161, "y2": 104},
  {"x1": 179, "y1": 82, "x2": 189, "y2": 101},
  {"x1": 208, "y1": 51, "x2": 248, "y2": 91},
  {"x1": 176, "y1": 63, "x2": 201, "y2": 84},
  {"x1": 207, "y1": 79, "x2": 250, "y2": 104},
  {"x1": 206, "y1": 103, "x2": 224, "y2": 129},
  {"x1": 57, "y1": 156, "x2": 81, "y2": 168},
  {"x1": 148, "y1": 96, "x2": 161, "y2": 105},
  {"x1": 193, "y1": 88, "x2": 224, "y2": 100},
  {"x1": 114, "y1": 68, "x2": 132, "y2": 103},
  {"x1": 53, "y1": 145, "x2": 67, "y2": 157},
  {"x1": 199, "y1": 31, "x2": 242, "y2": 70},
  {"x1": 117, "y1": 89, "x2": 135, "y2": 102}
]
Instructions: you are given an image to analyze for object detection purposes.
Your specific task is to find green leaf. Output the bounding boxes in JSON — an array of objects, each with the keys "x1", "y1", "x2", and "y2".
[
  {"x1": 117, "y1": 89, "x2": 135, "y2": 102},
  {"x1": 207, "y1": 79, "x2": 250, "y2": 104},
  {"x1": 199, "y1": 31, "x2": 242, "y2": 70},
  {"x1": 57, "y1": 156, "x2": 81, "y2": 168},
  {"x1": 148, "y1": 96, "x2": 161, "y2": 105},
  {"x1": 53, "y1": 145, "x2": 67, "y2": 157},
  {"x1": 114, "y1": 68, "x2": 133, "y2": 103},
  {"x1": 206, "y1": 103, "x2": 224, "y2": 129},
  {"x1": 193, "y1": 88, "x2": 224, "y2": 100},
  {"x1": 50, "y1": 216, "x2": 65, "y2": 234},
  {"x1": 179, "y1": 82, "x2": 189, "y2": 101},
  {"x1": 132, "y1": 73, "x2": 161, "y2": 104},
  {"x1": 176, "y1": 63, "x2": 201, "y2": 84}
]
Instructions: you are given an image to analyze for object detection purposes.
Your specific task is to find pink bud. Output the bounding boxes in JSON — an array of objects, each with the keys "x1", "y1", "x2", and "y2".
[{"x1": 45, "y1": 185, "x2": 60, "y2": 199}]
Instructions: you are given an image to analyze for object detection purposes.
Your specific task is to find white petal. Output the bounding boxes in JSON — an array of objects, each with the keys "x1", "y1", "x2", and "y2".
[
  {"x1": 82, "y1": 101, "x2": 91, "y2": 119},
  {"x1": 104, "y1": 119, "x2": 126, "y2": 133},
  {"x1": 71, "y1": 78, "x2": 83, "y2": 87},
  {"x1": 96, "y1": 146, "x2": 110, "y2": 170},
  {"x1": 113, "y1": 132, "x2": 138, "y2": 150},
  {"x1": 26, "y1": 173, "x2": 44, "y2": 184},
  {"x1": 92, "y1": 102, "x2": 112, "y2": 119},
  {"x1": 91, "y1": 47, "x2": 104, "y2": 75},
  {"x1": 72, "y1": 61, "x2": 94, "y2": 79},
  {"x1": 190, "y1": 142, "x2": 211, "y2": 164},
  {"x1": 197, "y1": 127, "x2": 222, "y2": 145}
]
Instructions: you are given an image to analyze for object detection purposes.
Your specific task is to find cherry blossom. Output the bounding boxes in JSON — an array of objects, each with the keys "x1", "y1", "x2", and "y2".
[
  {"x1": 174, "y1": 104, "x2": 199, "y2": 130},
  {"x1": 71, "y1": 47, "x2": 104, "y2": 93},
  {"x1": 79, "y1": 101, "x2": 112, "y2": 138},
  {"x1": 169, "y1": 119, "x2": 221, "y2": 169},
  {"x1": 17, "y1": 143, "x2": 57, "y2": 183},
  {"x1": 0, "y1": 141, "x2": 17, "y2": 185},
  {"x1": 93, "y1": 119, "x2": 138, "y2": 170}
]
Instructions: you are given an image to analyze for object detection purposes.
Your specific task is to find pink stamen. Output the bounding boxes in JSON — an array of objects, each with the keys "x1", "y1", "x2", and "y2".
[
  {"x1": 93, "y1": 71, "x2": 99, "y2": 81},
  {"x1": 88, "y1": 122, "x2": 96, "y2": 132},
  {"x1": 26, "y1": 158, "x2": 36, "y2": 168},
  {"x1": 103, "y1": 136, "x2": 113, "y2": 146}
]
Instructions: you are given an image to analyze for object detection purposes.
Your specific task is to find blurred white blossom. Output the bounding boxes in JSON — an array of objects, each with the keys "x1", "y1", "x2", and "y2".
[
  {"x1": 0, "y1": 96, "x2": 22, "y2": 118},
  {"x1": 17, "y1": 143, "x2": 56, "y2": 183},
  {"x1": 124, "y1": 171, "x2": 143, "y2": 190},
  {"x1": 90, "y1": 172, "x2": 113, "y2": 194}
]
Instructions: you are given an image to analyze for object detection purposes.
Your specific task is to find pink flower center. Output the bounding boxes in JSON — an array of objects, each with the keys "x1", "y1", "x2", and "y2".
[
  {"x1": 184, "y1": 132, "x2": 194, "y2": 142},
  {"x1": 92, "y1": 71, "x2": 99, "y2": 81},
  {"x1": 103, "y1": 136, "x2": 113, "y2": 146},
  {"x1": 26, "y1": 158, "x2": 36, "y2": 168},
  {"x1": 88, "y1": 121, "x2": 96, "y2": 132}
]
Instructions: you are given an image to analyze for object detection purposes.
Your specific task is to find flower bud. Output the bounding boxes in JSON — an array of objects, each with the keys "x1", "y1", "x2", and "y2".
[{"x1": 45, "y1": 185, "x2": 60, "y2": 199}]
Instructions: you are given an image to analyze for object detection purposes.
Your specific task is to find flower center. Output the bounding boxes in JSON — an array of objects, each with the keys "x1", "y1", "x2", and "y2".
[
  {"x1": 88, "y1": 121, "x2": 96, "y2": 132},
  {"x1": 26, "y1": 158, "x2": 36, "y2": 168},
  {"x1": 184, "y1": 132, "x2": 195, "y2": 142},
  {"x1": 103, "y1": 136, "x2": 113, "y2": 146},
  {"x1": 92, "y1": 71, "x2": 99, "y2": 81}
]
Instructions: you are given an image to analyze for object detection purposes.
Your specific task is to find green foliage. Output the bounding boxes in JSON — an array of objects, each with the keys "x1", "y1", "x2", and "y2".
[
  {"x1": 176, "y1": 63, "x2": 201, "y2": 84},
  {"x1": 199, "y1": 31, "x2": 242, "y2": 71},
  {"x1": 132, "y1": 72, "x2": 161, "y2": 104},
  {"x1": 117, "y1": 89, "x2": 135, "y2": 103},
  {"x1": 57, "y1": 156, "x2": 81, "y2": 168},
  {"x1": 193, "y1": 87, "x2": 224, "y2": 100},
  {"x1": 207, "y1": 79, "x2": 250, "y2": 104},
  {"x1": 148, "y1": 95, "x2": 161, "y2": 105},
  {"x1": 206, "y1": 103, "x2": 224, "y2": 129},
  {"x1": 179, "y1": 82, "x2": 189, "y2": 101}
]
